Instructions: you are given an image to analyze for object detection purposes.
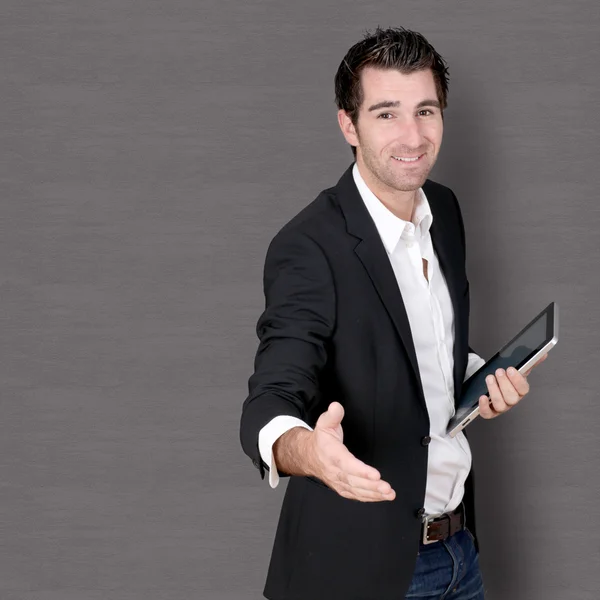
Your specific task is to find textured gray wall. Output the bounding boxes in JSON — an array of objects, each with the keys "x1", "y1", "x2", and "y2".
[{"x1": 2, "y1": 1, "x2": 599, "y2": 598}]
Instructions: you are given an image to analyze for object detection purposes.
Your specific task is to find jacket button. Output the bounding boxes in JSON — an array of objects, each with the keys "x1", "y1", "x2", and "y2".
[
  {"x1": 421, "y1": 436, "x2": 431, "y2": 446},
  {"x1": 416, "y1": 508, "x2": 426, "y2": 519}
]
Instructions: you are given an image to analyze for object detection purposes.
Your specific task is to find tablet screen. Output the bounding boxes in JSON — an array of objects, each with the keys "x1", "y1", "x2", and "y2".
[{"x1": 451, "y1": 304, "x2": 555, "y2": 426}]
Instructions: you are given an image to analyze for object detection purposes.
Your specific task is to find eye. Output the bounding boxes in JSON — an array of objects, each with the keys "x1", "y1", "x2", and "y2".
[
  {"x1": 418, "y1": 109, "x2": 434, "y2": 116},
  {"x1": 378, "y1": 113, "x2": 393, "y2": 119}
]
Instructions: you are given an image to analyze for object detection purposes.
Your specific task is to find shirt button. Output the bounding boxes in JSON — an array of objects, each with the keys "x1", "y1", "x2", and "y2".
[{"x1": 421, "y1": 436, "x2": 431, "y2": 446}]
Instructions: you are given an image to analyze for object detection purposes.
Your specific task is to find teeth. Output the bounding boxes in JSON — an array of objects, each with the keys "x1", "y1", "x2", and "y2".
[{"x1": 393, "y1": 155, "x2": 421, "y2": 162}]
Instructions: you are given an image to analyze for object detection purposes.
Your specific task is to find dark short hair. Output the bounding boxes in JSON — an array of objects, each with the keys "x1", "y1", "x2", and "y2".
[{"x1": 334, "y1": 27, "x2": 450, "y2": 157}]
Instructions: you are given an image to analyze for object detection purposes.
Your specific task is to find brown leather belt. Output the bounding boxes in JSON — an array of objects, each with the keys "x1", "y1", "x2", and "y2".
[{"x1": 420, "y1": 502, "x2": 466, "y2": 545}]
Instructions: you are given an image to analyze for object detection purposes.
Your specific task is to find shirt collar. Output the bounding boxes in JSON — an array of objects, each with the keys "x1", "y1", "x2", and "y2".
[{"x1": 352, "y1": 162, "x2": 433, "y2": 254}]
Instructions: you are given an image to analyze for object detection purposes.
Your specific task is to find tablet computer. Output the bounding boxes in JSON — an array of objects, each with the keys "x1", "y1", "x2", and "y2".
[{"x1": 447, "y1": 301, "x2": 559, "y2": 438}]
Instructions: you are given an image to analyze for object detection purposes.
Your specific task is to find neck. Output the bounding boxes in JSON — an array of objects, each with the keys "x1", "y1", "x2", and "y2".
[{"x1": 356, "y1": 159, "x2": 418, "y2": 222}]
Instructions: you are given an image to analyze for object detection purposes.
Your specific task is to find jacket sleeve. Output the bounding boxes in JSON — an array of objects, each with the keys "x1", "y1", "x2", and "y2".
[{"x1": 239, "y1": 228, "x2": 336, "y2": 479}]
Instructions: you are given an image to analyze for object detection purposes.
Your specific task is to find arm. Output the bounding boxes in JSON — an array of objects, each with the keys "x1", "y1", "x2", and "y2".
[{"x1": 240, "y1": 229, "x2": 335, "y2": 480}]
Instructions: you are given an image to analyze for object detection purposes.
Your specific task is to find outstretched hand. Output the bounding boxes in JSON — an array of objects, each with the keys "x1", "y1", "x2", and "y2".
[{"x1": 307, "y1": 402, "x2": 396, "y2": 502}]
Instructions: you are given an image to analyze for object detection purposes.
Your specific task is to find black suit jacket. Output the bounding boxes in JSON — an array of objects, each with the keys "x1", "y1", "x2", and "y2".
[{"x1": 240, "y1": 164, "x2": 479, "y2": 600}]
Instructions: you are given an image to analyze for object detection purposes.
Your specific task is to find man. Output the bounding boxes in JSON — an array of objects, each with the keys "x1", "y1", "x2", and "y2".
[{"x1": 240, "y1": 27, "x2": 547, "y2": 600}]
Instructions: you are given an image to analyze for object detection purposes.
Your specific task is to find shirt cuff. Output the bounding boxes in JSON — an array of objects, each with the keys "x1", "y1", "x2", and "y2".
[
  {"x1": 464, "y1": 352, "x2": 486, "y2": 382},
  {"x1": 258, "y1": 416, "x2": 313, "y2": 489}
]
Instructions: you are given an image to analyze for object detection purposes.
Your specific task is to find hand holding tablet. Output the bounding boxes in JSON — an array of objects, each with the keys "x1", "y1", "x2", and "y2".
[
  {"x1": 447, "y1": 302, "x2": 559, "y2": 437},
  {"x1": 477, "y1": 352, "x2": 548, "y2": 421}
]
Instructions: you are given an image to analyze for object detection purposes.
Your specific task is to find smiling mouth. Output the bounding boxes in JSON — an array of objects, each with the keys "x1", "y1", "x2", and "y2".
[{"x1": 391, "y1": 154, "x2": 424, "y2": 163}]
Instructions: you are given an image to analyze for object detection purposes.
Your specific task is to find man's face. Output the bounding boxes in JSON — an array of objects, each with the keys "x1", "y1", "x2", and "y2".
[{"x1": 339, "y1": 67, "x2": 444, "y2": 194}]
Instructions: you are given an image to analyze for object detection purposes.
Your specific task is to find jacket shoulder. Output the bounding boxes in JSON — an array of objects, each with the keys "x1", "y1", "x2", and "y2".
[
  {"x1": 423, "y1": 178, "x2": 457, "y2": 200},
  {"x1": 269, "y1": 187, "x2": 342, "y2": 246},
  {"x1": 423, "y1": 178, "x2": 464, "y2": 222}
]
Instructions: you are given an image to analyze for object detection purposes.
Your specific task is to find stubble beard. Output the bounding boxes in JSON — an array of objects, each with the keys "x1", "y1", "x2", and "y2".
[{"x1": 357, "y1": 134, "x2": 437, "y2": 193}]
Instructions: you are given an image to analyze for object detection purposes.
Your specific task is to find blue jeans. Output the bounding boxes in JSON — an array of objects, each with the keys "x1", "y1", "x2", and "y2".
[{"x1": 405, "y1": 528, "x2": 485, "y2": 599}]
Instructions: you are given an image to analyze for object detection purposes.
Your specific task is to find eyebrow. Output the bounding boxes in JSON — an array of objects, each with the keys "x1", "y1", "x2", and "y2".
[{"x1": 367, "y1": 99, "x2": 441, "y2": 112}]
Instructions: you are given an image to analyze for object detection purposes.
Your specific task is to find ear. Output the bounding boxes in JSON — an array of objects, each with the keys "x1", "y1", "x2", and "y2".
[{"x1": 337, "y1": 110, "x2": 359, "y2": 147}]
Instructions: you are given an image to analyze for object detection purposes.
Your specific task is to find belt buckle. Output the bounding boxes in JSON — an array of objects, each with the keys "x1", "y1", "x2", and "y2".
[{"x1": 422, "y1": 512, "x2": 445, "y2": 545}]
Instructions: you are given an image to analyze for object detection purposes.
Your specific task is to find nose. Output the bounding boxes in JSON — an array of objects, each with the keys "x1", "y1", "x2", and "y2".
[{"x1": 398, "y1": 116, "x2": 422, "y2": 149}]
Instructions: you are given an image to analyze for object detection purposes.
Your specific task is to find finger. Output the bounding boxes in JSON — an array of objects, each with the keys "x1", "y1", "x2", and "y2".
[
  {"x1": 338, "y1": 485, "x2": 396, "y2": 502},
  {"x1": 337, "y1": 451, "x2": 382, "y2": 482},
  {"x1": 332, "y1": 455, "x2": 394, "y2": 499},
  {"x1": 478, "y1": 394, "x2": 497, "y2": 419},
  {"x1": 494, "y1": 368, "x2": 521, "y2": 407},
  {"x1": 524, "y1": 353, "x2": 548, "y2": 376},
  {"x1": 486, "y1": 374, "x2": 508, "y2": 414},
  {"x1": 342, "y1": 472, "x2": 393, "y2": 495},
  {"x1": 505, "y1": 366, "x2": 530, "y2": 397},
  {"x1": 339, "y1": 489, "x2": 385, "y2": 502},
  {"x1": 356, "y1": 488, "x2": 395, "y2": 502},
  {"x1": 317, "y1": 402, "x2": 345, "y2": 429}
]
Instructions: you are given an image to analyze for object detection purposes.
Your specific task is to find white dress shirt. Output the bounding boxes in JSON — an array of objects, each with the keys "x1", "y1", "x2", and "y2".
[{"x1": 258, "y1": 163, "x2": 485, "y2": 516}]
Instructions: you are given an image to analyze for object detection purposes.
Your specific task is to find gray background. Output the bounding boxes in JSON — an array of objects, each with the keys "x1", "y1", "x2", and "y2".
[{"x1": 2, "y1": 1, "x2": 599, "y2": 598}]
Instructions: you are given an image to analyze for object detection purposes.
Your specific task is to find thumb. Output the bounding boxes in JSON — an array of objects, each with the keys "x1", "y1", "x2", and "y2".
[{"x1": 316, "y1": 402, "x2": 344, "y2": 430}]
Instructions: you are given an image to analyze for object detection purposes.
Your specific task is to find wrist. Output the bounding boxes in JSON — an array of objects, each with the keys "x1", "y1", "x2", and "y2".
[{"x1": 273, "y1": 426, "x2": 314, "y2": 477}]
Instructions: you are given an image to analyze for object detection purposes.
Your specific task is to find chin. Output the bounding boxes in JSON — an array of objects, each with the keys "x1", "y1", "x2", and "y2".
[
  {"x1": 393, "y1": 182, "x2": 425, "y2": 192},
  {"x1": 388, "y1": 173, "x2": 429, "y2": 192}
]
